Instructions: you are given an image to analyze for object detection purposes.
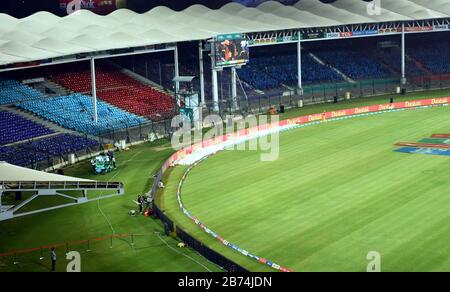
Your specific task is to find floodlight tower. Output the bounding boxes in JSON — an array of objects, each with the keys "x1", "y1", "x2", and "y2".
[
  {"x1": 401, "y1": 22, "x2": 407, "y2": 87},
  {"x1": 297, "y1": 37, "x2": 303, "y2": 96}
]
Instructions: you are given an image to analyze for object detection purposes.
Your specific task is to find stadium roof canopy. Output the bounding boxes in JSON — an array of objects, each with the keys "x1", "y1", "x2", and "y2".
[
  {"x1": 0, "y1": 0, "x2": 449, "y2": 66},
  {"x1": 0, "y1": 161, "x2": 125, "y2": 221},
  {"x1": 0, "y1": 161, "x2": 93, "y2": 182}
]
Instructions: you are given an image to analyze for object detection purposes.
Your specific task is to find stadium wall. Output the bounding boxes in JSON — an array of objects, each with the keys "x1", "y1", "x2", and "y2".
[{"x1": 172, "y1": 97, "x2": 450, "y2": 166}]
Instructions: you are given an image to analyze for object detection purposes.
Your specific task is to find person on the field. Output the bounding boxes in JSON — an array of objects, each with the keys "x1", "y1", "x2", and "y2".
[
  {"x1": 164, "y1": 222, "x2": 171, "y2": 236},
  {"x1": 321, "y1": 111, "x2": 327, "y2": 122},
  {"x1": 50, "y1": 248, "x2": 57, "y2": 272},
  {"x1": 114, "y1": 141, "x2": 121, "y2": 151},
  {"x1": 137, "y1": 195, "x2": 143, "y2": 214},
  {"x1": 144, "y1": 196, "x2": 151, "y2": 211}
]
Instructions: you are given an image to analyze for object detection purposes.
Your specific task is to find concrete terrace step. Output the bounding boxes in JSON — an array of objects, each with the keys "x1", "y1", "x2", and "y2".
[
  {"x1": 406, "y1": 54, "x2": 433, "y2": 75},
  {"x1": 2, "y1": 132, "x2": 62, "y2": 147},
  {"x1": 42, "y1": 79, "x2": 73, "y2": 96},
  {"x1": 2, "y1": 105, "x2": 72, "y2": 133},
  {"x1": 368, "y1": 50, "x2": 400, "y2": 75},
  {"x1": 44, "y1": 75, "x2": 147, "y2": 121},
  {"x1": 308, "y1": 51, "x2": 355, "y2": 84},
  {"x1": 104, "y1": 59, "x2": 174, "y2": 96},
  {"x1": 121, "y1": 68, "x2": 174, "y2": 96}
]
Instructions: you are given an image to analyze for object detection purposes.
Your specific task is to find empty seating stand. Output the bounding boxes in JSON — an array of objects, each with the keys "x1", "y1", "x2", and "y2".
[
  {"x1": 50, "y1": 65, "x2": 175, "y2": 120},
  {"x1": 0, "y1": 145, "x2": 47, "y2": 168},
  {"x1": 314, "y1": 50, "x2": 392, "y2": 80},
  {"x1": 0, "y1": 79, "x2": 41, "y2": 105},
  {"x1": 0, "y1": 111, "x2": 54, "y2": 145},
  {"x1": 408, "y1": 42, "x2": 450, "y2": 75},
  {"x1": 18, "y1": 93, "x2": 147, "y2": 135},
  {"x1": 237, "y1": 53, "x2": 343, "y2": 91},
  {"x1": 23, "y1": 133, "x2": 100, "y2": 157},
  {"x1": 0, "y1": 134, "x2": 100, "y2": 168},
  {"x1": 0, "y1": 80, "x2": 146, "y2": 135}
]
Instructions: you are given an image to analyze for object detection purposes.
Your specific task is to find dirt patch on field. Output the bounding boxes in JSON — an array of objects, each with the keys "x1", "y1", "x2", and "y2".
[{"x1": 153, "y1": 146, "x2": 172, "y2": 152}]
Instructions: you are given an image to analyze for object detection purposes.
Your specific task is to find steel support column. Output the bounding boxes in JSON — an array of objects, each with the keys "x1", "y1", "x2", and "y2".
[{"x1": 90, "y1": 57, "x2": 98, "y2": 124}]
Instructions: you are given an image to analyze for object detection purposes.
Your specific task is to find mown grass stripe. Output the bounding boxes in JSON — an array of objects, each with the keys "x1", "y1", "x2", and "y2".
[{"x1": 177, "y1": 105, "x2": 450, "y2": 271}]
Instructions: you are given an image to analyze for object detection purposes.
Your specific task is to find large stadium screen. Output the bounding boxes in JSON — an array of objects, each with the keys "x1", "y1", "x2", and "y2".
[{"x1": 214, "y1": 33, "x2": 249, "y2": 68}]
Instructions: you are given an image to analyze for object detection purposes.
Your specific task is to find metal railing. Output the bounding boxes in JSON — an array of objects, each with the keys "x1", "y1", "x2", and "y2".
[
  {"x1": 0, "y1": 180, "x2": 124, "y2": 191},
  {"x1": 198, "y1": 74, "x2": 450, "y2": 119}
]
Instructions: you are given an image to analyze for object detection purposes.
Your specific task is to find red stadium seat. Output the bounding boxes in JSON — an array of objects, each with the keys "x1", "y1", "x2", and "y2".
[{"x1": 50, "y1": 64, "x2": 175, "y2": 120}]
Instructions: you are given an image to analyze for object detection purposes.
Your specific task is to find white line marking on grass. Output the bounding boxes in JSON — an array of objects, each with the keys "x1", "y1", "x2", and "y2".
[
  {"x1": 123, "y1": 150, "x2": 143, "y2": 164},
  {"x1": 96, "y1": 150, "x2": 143, "y2": 235},
  {"x1": 96, "y1": 149, "x2": 214, "y2": 271},
  {"x1": 97, "y1": 170, "x2": 121, "y2": 235},
  {"x1": 155, "y1": 232, "x2": 212, "y2": 272}
]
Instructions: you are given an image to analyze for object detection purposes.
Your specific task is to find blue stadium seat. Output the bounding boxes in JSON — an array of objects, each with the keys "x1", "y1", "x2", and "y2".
[
  {"x1": 22, "y1": 133, "x2": 100, "y2": 157},
  {"x1": 0, "y1": 134, "x2": 100, "y2": 167},
  {"x1": 18, "y1": 94, "x2": 148, "y2": 135},
  {"x1": 0, "y1": 80, "x2": 148, "y2": 135},
  {"x1": 237, "y1": 53, "x2": 343, "y2": 90},
  {"x1": 0, "y1": 111, "x2": 54, "y2": 145},
  {"x1": 408, "y1": 42, "x2": 450, "y2": 74},
  {"x1": 0, "y1": 145, "x2": 48, "y2": 167},
  {"x1": 0, "y1": 79, "x2": 42, "y2": 105},
  {"x1": 314, "y1": 50, "x2": 392, "y2": 80}
]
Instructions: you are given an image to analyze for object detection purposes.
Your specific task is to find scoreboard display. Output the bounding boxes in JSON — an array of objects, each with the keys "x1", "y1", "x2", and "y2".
[{"x1": 214, "y1": 33, "x2": 249, "y2": 68}]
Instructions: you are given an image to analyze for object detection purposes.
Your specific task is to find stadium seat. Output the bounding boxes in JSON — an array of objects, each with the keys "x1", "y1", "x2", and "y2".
[
  {"x1": 0, "y1": 111, "x2": 54, "y2": 145},
  {"x1": 408, "y1": 42, "x2": 450, "y2": 75},
  {"x1": 0, "y1": 134, "x2": 100, "y2": 167},
  {"x1": 23, "y1": 133, "x2": 100, "y2": 157},
  {"x1": 0, "y1": 77, "x2": 147, "y2": 135},
  {"x1": 237, "y1": 53, "x2": 343, "y2": 90},
  {"x1": 0, "y1": 79, "x2": 42, "y2": 105},
  {"x1": 49, "y1": 64, "x2": 175, "y2": 120},
  {"x1": 18, "y1": 93, "x2": 148, "y2": 135},
  {"x1": 314, "y1": 50, "x2": 392, "y2": 80}
]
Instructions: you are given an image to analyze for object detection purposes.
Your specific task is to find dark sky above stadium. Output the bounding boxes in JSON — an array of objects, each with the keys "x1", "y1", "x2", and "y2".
[{"x1": 0, "y1": 0, "x2": 344, "y2": 17}]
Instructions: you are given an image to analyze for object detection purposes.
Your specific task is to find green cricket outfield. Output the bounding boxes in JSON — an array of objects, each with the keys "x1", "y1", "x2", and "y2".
[
  {"x1": 2, "y1": 89, "x2": 450, "y2": 272},
  {"x1": 159, "y1": 94, "x2": 450, "y2": 272}
]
